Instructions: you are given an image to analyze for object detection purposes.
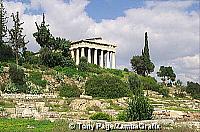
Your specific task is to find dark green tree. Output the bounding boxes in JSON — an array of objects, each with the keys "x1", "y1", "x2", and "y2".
[
  {"x1": 130, "y1": 55, "x2": 145, "y2": 75},
  {"x1": 33, "y1": 13, "x2": 54, "y2": 49},
  {"x1": 0, "y1": 0, "x2": 8, "y2": 45},
  {"x1": 142, "y1": 32, "x2": 155, "y2": 76},
  {"x1": 8, "y1": 12, "x2": 28, "y2": 65},
  {"x1": 131, "y1": 32, "x2": 154, "y2": 76},
  {"x1": 157, "y1": 66, "x2": 176, "y2": 86}
]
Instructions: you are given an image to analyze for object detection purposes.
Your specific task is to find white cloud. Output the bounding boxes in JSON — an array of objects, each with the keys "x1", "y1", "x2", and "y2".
[{"x1": 3, "y1": 0, "x2": 199, "y2": 83}]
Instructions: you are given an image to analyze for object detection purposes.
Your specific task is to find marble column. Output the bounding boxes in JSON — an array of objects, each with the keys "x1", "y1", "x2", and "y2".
[
  {"x1": 71, "y1": 50, "x2": 74, "y2": 60},
  {"x1": 81, "y1": 47, "x2": 85, "y2": 57},
  {"x1": 112, "y1": 52, "x2": 116, "y2": 69},
  {"x1": 100, "y1": 50, "x2": 104, "y2": 67},
  {"x1": 106, "y1": 51, "x2": 110, "y2": 68},
  {"x1": 94, "y1": 49, "x2": 97, "y2": 65},
  {"x1": 76, "y1": 48, "x2": 80, "y2": 65},
  {"x1": 88, "y1": 48, "x2": 91, "y2": 63}
]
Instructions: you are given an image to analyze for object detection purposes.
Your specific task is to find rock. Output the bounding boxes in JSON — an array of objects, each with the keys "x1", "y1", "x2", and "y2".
[{"x1": 80, "y1": 95, "x2": 92, "y2": 100}]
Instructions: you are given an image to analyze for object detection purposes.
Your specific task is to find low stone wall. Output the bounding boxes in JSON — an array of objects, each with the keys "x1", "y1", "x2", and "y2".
[{"x1": 1, "y1": 93, "x2": 57, "y2": 99}]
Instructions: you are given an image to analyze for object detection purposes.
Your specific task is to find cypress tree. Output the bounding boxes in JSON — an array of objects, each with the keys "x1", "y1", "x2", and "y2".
[
  {"x1": 142, "y1": 32, "x2": 155, "y2": 76},
  {"x1": 9, "y1": 12, "x2": 28, "y2": 65}
]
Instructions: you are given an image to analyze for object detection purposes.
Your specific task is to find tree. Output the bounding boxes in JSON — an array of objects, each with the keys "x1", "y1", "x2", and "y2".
[
  {"x1": 33, "y1": 13, "x2": 53, "y2": 49},
  {"x1": 157, "y1": 66, "x2": 176, "y2": 86},
  {"x1": 131, "y1": 32, "x2": 154, "y2": 76},
  {"x1": 142, "y1": 32, "x2": 155, "y2": 75},
  {"x1": 0, "y1": 0, "x2": 8, "y2": 45},
  {"x1": 186, "y1": 81, "x2": 200, "y2": 99},
  {"x1": 131, "y1": 55, "x2": 145, "y2": 75},
  {"x1": 8, "y1": 12, "x2": 28, "y2": 65}
]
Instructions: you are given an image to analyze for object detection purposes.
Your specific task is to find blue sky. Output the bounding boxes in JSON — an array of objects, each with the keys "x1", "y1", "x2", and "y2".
[
  {"x1": 3, "y1": 0, "x2": 200, "y2": 83},
  {"x1": 6, "y1": 0, "x2": 200, "y2": 22}
]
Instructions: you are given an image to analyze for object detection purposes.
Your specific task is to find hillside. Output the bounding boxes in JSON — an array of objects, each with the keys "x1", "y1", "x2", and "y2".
[{"x1": 0, "y1": 62, "x2": 199, "y2": 131}]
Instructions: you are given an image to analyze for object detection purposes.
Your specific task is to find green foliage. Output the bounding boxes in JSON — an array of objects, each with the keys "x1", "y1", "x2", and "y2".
[
  {"x1": 89, "y1": 112, "x2": 112, "y2": 121},
  {"x1": 128, "y1": 74, "x2": 142, "y2": 95},
  {"x1": 59, "y1": 83, "x2": 81, "y2": 98},
  {"x1": 140, "y1": 76, "x2": 169, "y2": 97},
  {"x1": 8, "y1": 12, "x2": 28, "y2": 65},
  {"x1": 78, "y1": 57, "x2": 89, "y2": 72},
  {"x1": 0, "y1": 62, "x2": 3, "y2": 74},
  {"x1": 131, "y1": 32, "x2": 154, "y2": 76},
  {"x1": 186, "y1": 81, "x2": 200, "y2": 99},
  {"x1": 0, "y1": 0, "x2": 8, "y2": 44},
  {"x1": 116, "y1": 111, "x2": 127, "y2": 121},
  {"x1": 123, "y1": 68, "x2": 129, "y2": 72},
  {"x1": 0, "y1": 44, "x2": 14, "y2": 61},
  {"x1": 85, "y1": 74, "x2": 129, "y2": 99},
  {"x1": 126, "y1": 95, "x2": 154, "y2": 121},
  {"x1": 9, "y1": 64, "x2": 26, "y2": 85},
  {"x1": 28, "y1": 71, "x2": 47, "y2": 87},
  {"x1": 157, "y1": 66, "x2": 176, "y2": 85}
]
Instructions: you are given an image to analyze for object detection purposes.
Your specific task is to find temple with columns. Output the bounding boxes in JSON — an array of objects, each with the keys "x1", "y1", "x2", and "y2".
[{"x1": 70, "y1": 37, "x2": 117, "y2": 69}]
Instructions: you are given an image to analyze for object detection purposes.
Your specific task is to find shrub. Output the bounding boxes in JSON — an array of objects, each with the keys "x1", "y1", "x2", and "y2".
[
  {"x1": 0, "y1": 44, "x2": 14, "y2": 61},
  {"x1": 128, "y1": 74, "x2": 142, "y2": 95},
  {"x1": 59, "y1": 83, "x2": 81, "y2": 98},
  {"x1": 85, "y1": 74, "x2": 129, "y2": 98},
  {"x1": 116, "y1": 111, "x2": 127, "y2": 121},
  {"x1": 9, "y1": 64, "x2": 26, "y2": 85},
  {"x1": 126, "y1": 95, "x2": 154, "y2": 121},
  {"x1": 106, "y1": 69, "x2": 124, "y2": 77},
  {"x1": 78, "y1": 57, "x2": 89, "y2": 72},
  {"x1": 89, "y1": 112, "x2": 112, "y2": 121},
  {"x1": 123, "y1": 68, "x2": 129, "y2": 72},
  {"x1": 28, "y1": 71, "x2": 47, "y2": 87},
  {"x1": 0, "y1": 63, "x2": 3, "y2": 75}
]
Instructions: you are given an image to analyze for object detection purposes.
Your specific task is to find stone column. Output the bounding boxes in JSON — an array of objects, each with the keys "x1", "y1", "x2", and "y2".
[
  {"x1": 71, "y1": 50, "x2": 74, "y2": 60},
  {"x1": 76, "y1": 48, "x2": 79, "y2": 65},
  {"x1": 100, "y1": 50, "x2": 104, "y2": 67},
  {"x1": 112, "y1": 52, "x2": 116, "y2": 69},
  {"x1": 88, "y1": 48, "x2": 91, "y2": 63},
  {"x1": 106, "y1": 51, "x2": 110, "y2": 68},
  {"x1": 81, "y1": 47, "x2": 85, "y2": 57},
  {"x1": 94, "y1": 49, "x2": 97, "y2": 65}
]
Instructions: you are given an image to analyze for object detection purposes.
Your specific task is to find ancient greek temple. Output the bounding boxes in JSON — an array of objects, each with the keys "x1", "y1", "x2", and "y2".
[{"x1": 70, "y1": 38, "x2": 117, "y2": 69}]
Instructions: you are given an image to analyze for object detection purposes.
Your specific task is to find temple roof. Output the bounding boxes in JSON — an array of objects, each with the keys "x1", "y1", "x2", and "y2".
[{"x1": 71, "y1": 37, "x2": 117, "y2": 47}]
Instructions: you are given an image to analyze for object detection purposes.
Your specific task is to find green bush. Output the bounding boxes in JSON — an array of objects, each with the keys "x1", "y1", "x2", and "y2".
[
  {"x1": 85, "y1": 74, "x2": 129, "y2": 98},
  {"x1": 89, "y1": 112, "x2": 112, "y2": 121},
  {"x1": 0, "y1": 44, "x2": 14, "y2": 61},
  {"x1": 106, "y1": 69, "x2": 124, "y2": 77},
  {"x1": 0, "y1": 63, "x2": 3, "y2": 75},
  {"x1": 78, "y1": 57, "x2": 89, "y2": 72},
  {"x1": 28, "y1": 71, "x2": 47, "y2": 87},
  {"x1": 140, "y1": 76, "x2": 169, "y2": 96},
  {"x1": 116, "y1": 111, "x2": 127, "y2": 121},
  {"x1": 59, "y1": 83, "x2": 81, "y2": 98},
  {"x1": 123, "y1": 68, "x2": 129, "y2": 72},
  {"x1": 128, "y1": 74, "x2": 142, "y2": 95},
  {"x1": 126, "y1": 95, "x2": 154, "y2": 121},
  {"x1": 9, "y1": 64, "x2": 26, "y2": 85}
]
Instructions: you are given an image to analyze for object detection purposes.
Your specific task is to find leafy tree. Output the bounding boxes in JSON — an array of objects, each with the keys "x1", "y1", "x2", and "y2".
[
  {"x1": 186, "y1": 81, "x2": 200, "y2": 99},
  {"x1": 34, "y1": 14, "x2": 74, "y2": 68},
  {"x1": 131, "y1": 32, "x2": 154, "y2": 76},
  {"x1": 130, "y1": 55, "x2": 145, "y2": 75},
  {"x1": 0, "y1": 0, "x2": 8, "y2": 45},
  {"x1": 126, "y1": 95, "x2": 154, "y2": 121},
  {"x1": 8, "y1": 12, "x2": 28, "y2": 65},
  {"x1": 33, "y1": 13, "x2": 53, "y2": 49},
  {"x1": 157, "y1": 66, "x2": 176, "y2": 86}
]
